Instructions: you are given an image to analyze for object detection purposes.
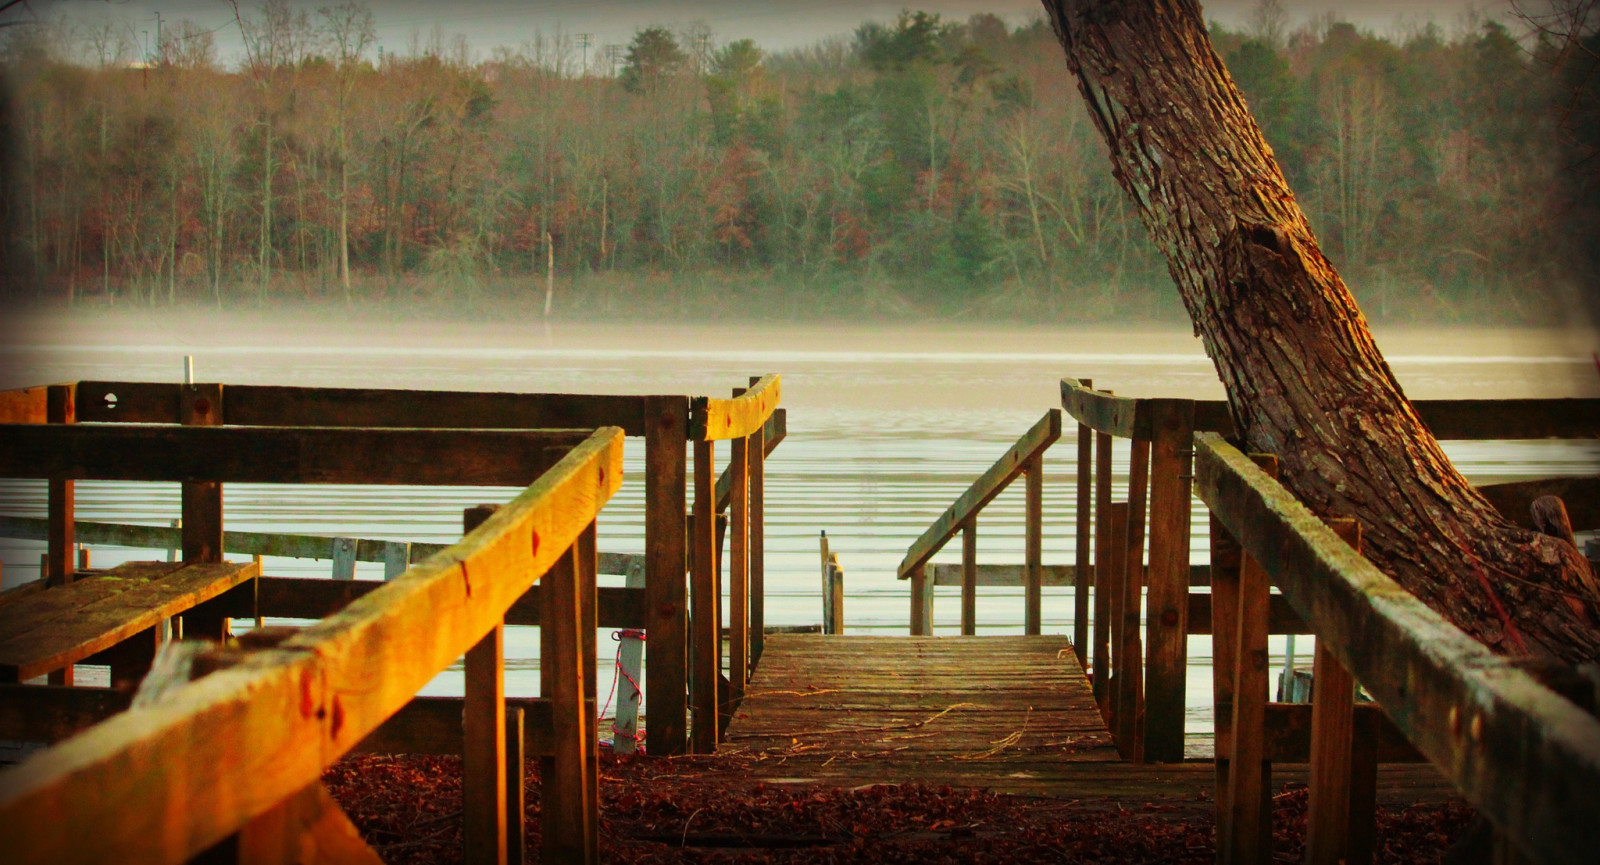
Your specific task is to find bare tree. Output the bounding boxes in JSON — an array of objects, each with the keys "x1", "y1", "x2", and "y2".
[{"x1": 318, "y1": 1, "x2": 375, "y2": 305}]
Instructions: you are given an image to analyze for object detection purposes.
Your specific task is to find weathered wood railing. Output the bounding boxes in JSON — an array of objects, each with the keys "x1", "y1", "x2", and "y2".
[
  {"x1": 688, "y1": 375, "x2": 782, "y2": 753},
  {"x1": 1063, "y1": 378, "x2": 1600, "y2": 767},
  {"x1": 898, "y1": 409, "x2": 1062, "y2": 636},
  {"x1": 0, "y1": 378, "x2": 784, "y2": 757},
  {"x1": 0, "y1": 421, "x2": 625, "y2": 863},
  {"x1": 1198, "y1": 432, "x2": 1600, "y2": 865}
]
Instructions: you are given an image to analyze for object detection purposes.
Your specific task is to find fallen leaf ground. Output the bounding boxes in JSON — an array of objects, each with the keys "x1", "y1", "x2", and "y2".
[{"x1": 324, "y1": 751, "x2": 1474, "y2": 863}]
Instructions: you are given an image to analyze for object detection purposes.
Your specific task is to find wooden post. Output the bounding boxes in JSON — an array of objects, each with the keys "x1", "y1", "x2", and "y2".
[
  {"x1": 690, "y1": 439, "x2": 718, "y2": 754},
  {"x1": 1073, "y1": 378, "x2": 1093, "y2": 665},
  {"x1": 729, "y1": 431, "x2": 749, "y2": 703},
  {"x1": 331, "y1": 537, "x2": 357, "y2": 580},
  {"x1": 102, "y1": 626, "x2": 159, "y2": 692},
  {"x1": 383, "y1": 542, "x2": 411, "y2": 581},
  {"x1": 1143, "y1": 399, "x2": 1195, "y2": 763},
  {"x1": 45, "y1": 385, "x2": 74, "y2": 686},
  {"x1": 644, "y1": 396, "x2": 689, "y2": 756},
  {"x1": 1209, "y1": 512, "x2": 1242, "y2": 856},
  {"x1": 462, "y1": 505, "x2": 507, "y2": 865},
  {"x1": 1222, "y1": 455, "x2": 1278, "y2": 865},
  {"x1": 911, "y1": 564, "x2": 935, "y2": 636},
  {"x1": 961, "y1": 518, "x2": 977, "y2": 636},
  {"x1": 577, "y1": 522, "x2": 599, "y2": 865},
  {"x1": 542, "y1": 535, "x2": 597, "y2": 863},
  {"x1": 505, "y1": 707, "x2": 526, "y2": 865},
  {"x1": 1024, "y1": 456, "x2": 1044, "y2": 636},
  {"x1": 613, "y1": 560, "x2": 646, "y2": 755},
  {"x1": 818, "y1": 531, "x2": 832, "y2": 633},
  {"x1": 748, "y1": 413, "x2": 766, "y2": 663},
  {"x1": 1307, "y1": 527, "x2": 1363, "y2": 865},
  {"x1": 829, "y1": 558, "x2": 844, "y2": 635},
  {"x1": 45, "y1": 384, "x2": 74, "y2": 589},
  {"x1": 1122, "y1": 439, "x2": 1151, "y2": 760},
  {"x1": 180, "y1": 382, "x2": 224, "y2": 563},
  {"x1": 1091, "y1": 413, "x2": 1113, "y2": 703},
  {"x1": 1106, "y1": 502, "x2": 1129, "y2": 740}
]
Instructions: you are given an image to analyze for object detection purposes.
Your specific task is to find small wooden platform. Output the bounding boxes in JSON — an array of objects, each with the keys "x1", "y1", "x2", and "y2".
[
  {"x1": 720, "y1": 634, "x2": 1459, "y2": 802},
  {"x1": 0, "y1": 560, "x2": 259, "y2": 682}
]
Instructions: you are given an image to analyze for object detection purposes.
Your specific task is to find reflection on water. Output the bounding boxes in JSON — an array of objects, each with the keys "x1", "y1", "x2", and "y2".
[{"x1": 3, "y1": 313, "x2": 1597, "y2": 751}]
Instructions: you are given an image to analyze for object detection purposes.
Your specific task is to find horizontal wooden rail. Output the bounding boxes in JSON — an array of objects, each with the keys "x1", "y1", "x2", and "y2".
[
  {"x1": 1194, "y1": 431, "x2": 1600, "y2": 864},
  {"x1": 0, "y1": 427, "x2": 625, "y2": 863},
  {"x1": 1062, "y1": 379, "x2": 1600, "y2": 442},
  {"x1": 0, "y1": 424, "x2": 592, "y2": 486},
  {"x1": 897, "y1": 410, "x2": 1061, "y2": 581},
  {"x1": 0, "y1": 517, "x2": 645, "y2": 581},
  {"x1": 70, "y1": 382, "x2": 654, "y2": 436},
  {"x1": 925, "y1": 562, "x2": 1213, "y2": 587},
  {"x1": 690, "y1": 374, "x2": 780, "y2": 440},
  {"x1": 246, "y1": 577, "x2": 647, "y2": 629}
]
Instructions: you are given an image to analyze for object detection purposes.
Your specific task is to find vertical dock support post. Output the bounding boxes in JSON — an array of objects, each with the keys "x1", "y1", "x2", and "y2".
[
  {"x1": 45, "y1": 384, "x2": 75, "y2": 686},
  {"x1": 690, "y1": 439, "x2": 719, "y2": 753},
  {"x1": 1307, "y1": 519, "x2": 1373, "y2": 865},
  {"x1": 1221, "y1": 454, "x2": 1278, "y2": 865},
  {"x1": 180, "y1": 380, "x2": 228, "y2": 642},
  {"x1": 1105, "y1": 502, "x2": 1129, "y2": 740},
  {"x1": 462, "y1": 504, "x2": 507, "y2": 865},
  {"x1": 645, "y1": 396, "x2": 689, "y2": 755},
  {"x1": 1073, "y1": 378, "x2": 1093, "y2": 665},
  {"x1": 961, "y1": 519, "x2": 977, "y2": 636},
  {"x1": 911, "y1": 563, "x2": 935, "y2": 636},
  {"x1": 1143, "y1": 399, "x2": 1195, "y2": 763},
  {"x1": 747, "y1": 392, "x2": 766, "y2": 663},
  {"x1": 1091, "y1": 399, "x2": 1114, "y2": 704},
  {"x1": 729, "y1": 422, "x2": 750, "y2": 704},
  {"x1": 1210, "y1": 511, "x2": 1243, "y2": 857},
  {"x1": 1120, "y1": 438, "x2": 1151, "y2": 761},
  {"x1": 542, "y1": 524, "x2": 598, "y2": 864},
  {"x1": 1024, "y1": 454, "x2": 1044, "y2": 636}
]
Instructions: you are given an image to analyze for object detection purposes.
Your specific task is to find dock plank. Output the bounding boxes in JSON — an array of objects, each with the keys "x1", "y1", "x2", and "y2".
[
  {"x1": 720, "y1": 635, "x2": 1460, "y2": 803},
  {"x1": 0, "y1": 561, "x2": 259, "y2": 681}
]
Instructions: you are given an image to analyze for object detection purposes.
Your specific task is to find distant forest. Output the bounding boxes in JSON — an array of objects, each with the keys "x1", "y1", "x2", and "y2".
[{"x1": 0, "y1": 3, "x2": 1596, "y2": 322}]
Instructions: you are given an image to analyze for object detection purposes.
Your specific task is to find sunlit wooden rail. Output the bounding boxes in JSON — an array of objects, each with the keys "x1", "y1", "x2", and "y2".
[
  {"x1": 1197, "y1": 433, "x2": 1600, "y2": 865},
  {"x1": 0, "y1": 377, "x2": 784, "y2": 758},
  {"x1": 0, "y1": 419, "x2": 625, "y2": 864}
]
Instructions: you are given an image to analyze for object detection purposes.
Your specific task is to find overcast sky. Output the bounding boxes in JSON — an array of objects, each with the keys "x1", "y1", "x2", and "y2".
[{"x1": 22, "y1": 0, "x2": 1527, "y2": 65}]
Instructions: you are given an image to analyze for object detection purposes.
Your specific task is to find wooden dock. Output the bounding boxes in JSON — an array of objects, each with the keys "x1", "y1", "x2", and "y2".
[{"x1": 720, "y1": 634, "x2": 1458, "y2": 803}]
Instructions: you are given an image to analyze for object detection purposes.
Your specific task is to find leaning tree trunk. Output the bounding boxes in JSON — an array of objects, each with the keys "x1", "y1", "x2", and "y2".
[{"x1": 1041, "y1": 0, "x2": 1600, "y2": 663}]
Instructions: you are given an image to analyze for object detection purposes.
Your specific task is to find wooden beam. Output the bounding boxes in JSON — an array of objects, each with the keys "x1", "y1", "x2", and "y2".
[
  {"x1": 45, "y1": 385, "x2": 75, "y2": 595},
  {"x1": 690, "y1": 440, "x2": 718, "y2": 754},
  {"x1": 461, "y1": 505, "x2": 508, "y2": 865},
  {"x1": 1092, "y1": 419, "x2": 1113, "y2": 706},
  {"x1": 926, "y1": 562, "x2": 1213, "y2": 587},
  {"x1": 748, "y1": 418, "x2": 767, "y2": 663},
  {"x1": 1210, "y1": 513, "x2": 1242, "y2": 854},
  {"x1": 254, "y1": 577, "x2": 646, "y2": 629},
  {"x1": 233, "y1": 782, "x2": 383, "y2": 865},
  {"x1": 1307, "y1": 521, "x2": 1362, "y2": 865},
  {"x1": 644, "y1": 395, "x2": 689, "y2": 756},
  {"x1": 897, "y1": 410, "x2": 1061, "y2": 580},
  {"x1": 0, "y1": 684, "x2": 132, "y2": 743},
  {"x1": 0, "y1": 424, "x2": 594, "y2": 487},
  {"x1": 73, "y1": 381, "x2": 652, "y2": 435},
  {"x1": 0, "y1": 428, "x2": 624, "y2": 865},
  {"x1": 690, "y1": 374, "x2": 780, "y2": 441},
  {"x1": 1195, "y1": 432, "x2": 1600, "y2": 864},
  {"x1": 542, "y1": 535, "x2": 597, "y2": 864},
  {"x1": 1211, "y1": 702, "x2": 1424, "y2": 764},
  {"x1": 714, "y1": 407, "x2": 785, "y2": 514},
  {"x1": 1024, "y1": 457, "x2": 1043, "y2": 636},
  {"x1": 1074, "y1": 378, "x2": 1094, "y2": 666},
  {"x1": 961, "y1": 520, "x2": 977, "y2": 636},
  {"x1": 1186, "y1": 592, "x2": 1309, "y2": 635},
  {"x1": 0, "y1": 384, "x2": 49, "y2": 423},
  {"x1": 1060, "y1": 379, "x2": 1148, "y2": 438},
  {"x1": 180, "y1": 383, "x2": 225, "y2": 565},
  {"x1": 729, "y1": 432, "x2": 750, "y2": 704},
  {"x1": 1224, "y1": 453, "x2": 1276, "y2": 865},
  {"x1": 1143, "y1": 399, "x2": 1195, "y2": 763},
  {"x1": 1411, "y1": 397, "x2": 1600, "y2": 441}
]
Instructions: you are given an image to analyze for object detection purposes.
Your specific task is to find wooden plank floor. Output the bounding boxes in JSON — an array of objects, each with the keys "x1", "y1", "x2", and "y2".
[{"x1": 719, "y1": 634, "x2": 1459, "y2": 802}]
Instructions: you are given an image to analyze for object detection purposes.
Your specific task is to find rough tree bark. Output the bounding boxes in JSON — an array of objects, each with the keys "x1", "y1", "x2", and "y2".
[{"x1": 1041, "y1": 0, "x2": 1600, "y2": 663}]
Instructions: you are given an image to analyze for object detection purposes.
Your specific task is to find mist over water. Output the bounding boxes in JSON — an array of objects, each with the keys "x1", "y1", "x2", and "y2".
[{"x1": 2, "y1": 308, "x2": 1597, "y2": 751}]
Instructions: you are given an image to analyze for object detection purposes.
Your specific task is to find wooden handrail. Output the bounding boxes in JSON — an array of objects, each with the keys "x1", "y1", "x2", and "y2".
[
  {"x1": 691, "y1": 374, "x2": 780, "y2": 441},
  {"x1": 0, "y1": 385, "x2": 49, "y2": 424},
  {"x1": 896, "y1": 409, "x2": 1061, "y2": 581},
  {"x1": 1194, "y1": 431, "x2": 1600, "y2": 863},
  {"x1": 715, "y1": 408, "x2": 786, "y2": 513},
  {"x1": 0, "y1": 427, "x2": 625, "y2": 863},
  {"x1": 1061, "y1": 378, "x2": 1600, "y2": 442},
  {"x1": 0, "y1": 425, "x2": 593, "y2": 486}
]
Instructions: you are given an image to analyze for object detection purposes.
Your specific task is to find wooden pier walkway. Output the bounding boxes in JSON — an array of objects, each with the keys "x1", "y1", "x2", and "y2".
[{"x1": 720, "y1": 634, "x2": 1458, "y2": 803}]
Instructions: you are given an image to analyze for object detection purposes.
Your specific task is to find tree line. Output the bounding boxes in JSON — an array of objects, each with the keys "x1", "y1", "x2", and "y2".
[{"x1": 0, "y1": 2, "x2": 1593, "y2": 322}]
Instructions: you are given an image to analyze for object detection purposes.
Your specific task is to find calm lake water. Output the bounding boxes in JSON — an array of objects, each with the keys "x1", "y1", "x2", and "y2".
[{"x1": 3, "y1": 309, "x2": 1597, "y2": 753}]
